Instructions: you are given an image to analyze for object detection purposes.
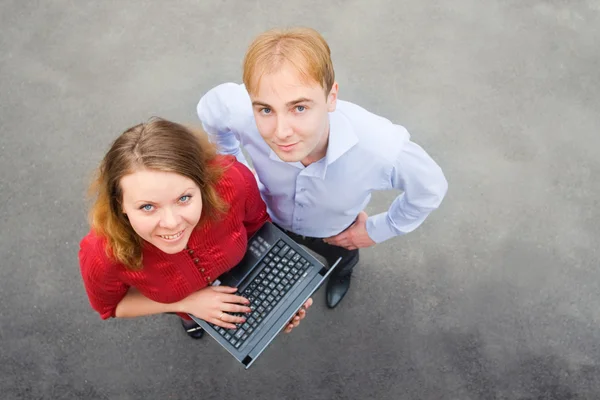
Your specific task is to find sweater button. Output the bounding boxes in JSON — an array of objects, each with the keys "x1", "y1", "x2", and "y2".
[
  {"x1": 188, "y1": 249, "x2": 194, "y2": 255},
  {"x1": 200, "y1": 268, "x2": 205, "y2": 272},
  {"x1": 193, "y1": 258, "x2": 199, "y2": 264}
]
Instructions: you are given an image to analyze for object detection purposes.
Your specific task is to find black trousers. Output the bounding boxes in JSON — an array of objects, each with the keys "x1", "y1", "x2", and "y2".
[{"x1": 276, "y1": 225, "x2": 359, "y2": 276}]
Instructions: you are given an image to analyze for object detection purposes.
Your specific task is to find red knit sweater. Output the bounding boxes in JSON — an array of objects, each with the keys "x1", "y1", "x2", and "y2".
[{"x1": 79, "y1": 156, "x2": 270, "y2": 320}]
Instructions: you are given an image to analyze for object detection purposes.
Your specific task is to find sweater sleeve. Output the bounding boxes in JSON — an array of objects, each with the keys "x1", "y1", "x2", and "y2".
[
  {"x1": 235, "y1": 161, "x2": 271, "y2": 238},
  {"x1": 78, "y1": 234, "x2": 130, "y2": 320}
]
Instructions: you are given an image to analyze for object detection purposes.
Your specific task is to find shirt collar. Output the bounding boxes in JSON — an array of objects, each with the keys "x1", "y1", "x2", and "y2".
[{"x1": 267, "y1": 109, "x2": 358, "y2": 170}]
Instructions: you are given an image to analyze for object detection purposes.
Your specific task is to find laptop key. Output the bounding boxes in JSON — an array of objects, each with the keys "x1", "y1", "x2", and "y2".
[
  {"x1": 235, "y1": 341, "x2": 242, "y2": 349},
  {"x1": 278, "y1": 245, "x2": 290, "y2": 257},
  {"x1": 235, "y1": 329, "x2": 245, "y2": 339}
]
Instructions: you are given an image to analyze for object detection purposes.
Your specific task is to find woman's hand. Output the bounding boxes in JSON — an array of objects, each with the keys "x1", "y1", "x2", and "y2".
[
  {"x1": 178, "y1": 286, "x2": 251, "y2": 330},
  {"x1": 283, "y1": 298, "x2": 313, "y2": 334}
]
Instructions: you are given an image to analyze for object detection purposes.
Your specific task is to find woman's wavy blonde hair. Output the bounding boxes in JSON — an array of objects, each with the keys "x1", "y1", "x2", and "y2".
[{"x1": 88, "y1": 118, "x2": 227, "y2": 270}]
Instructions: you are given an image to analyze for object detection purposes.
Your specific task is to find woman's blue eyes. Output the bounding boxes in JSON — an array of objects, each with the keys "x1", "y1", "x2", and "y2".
[
  {"x1": 296, "y1": 105, "x2": 305, "y2": 112},
  {"x1": 138, "y1": 195, "x2": 191, "y2": 212}
]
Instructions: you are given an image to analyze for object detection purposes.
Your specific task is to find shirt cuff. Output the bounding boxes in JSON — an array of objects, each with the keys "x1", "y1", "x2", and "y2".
[{"x1": 366, "y1": 212, "x2": 403, "y2": 244}]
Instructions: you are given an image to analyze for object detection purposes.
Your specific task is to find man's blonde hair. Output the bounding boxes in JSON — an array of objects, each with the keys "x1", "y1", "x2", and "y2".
[{"x1": 243, "y1": 27, "x2": 335, "y2": 96}]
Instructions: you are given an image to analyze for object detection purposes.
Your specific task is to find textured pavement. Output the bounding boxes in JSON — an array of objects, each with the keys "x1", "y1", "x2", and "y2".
[{"x1": 1, "y1": 1, "x2": 600, "y2": 399}]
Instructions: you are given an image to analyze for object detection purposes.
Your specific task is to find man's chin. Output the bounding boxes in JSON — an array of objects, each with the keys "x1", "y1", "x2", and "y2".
[{"x1": 273, "y1": 149, "x2": 305, "y2": 163}]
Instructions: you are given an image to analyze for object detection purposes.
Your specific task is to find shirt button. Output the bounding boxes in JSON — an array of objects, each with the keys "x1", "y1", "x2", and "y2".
[
  {"x1": 188, "y1": 249, "x2": 194, "y2": 255},
  {"x1": 193, "y1": 258, "x2": 199, "y2": 264},
  {"x1": 200, "y1": 268, "x2": 205, "y2": 272}
]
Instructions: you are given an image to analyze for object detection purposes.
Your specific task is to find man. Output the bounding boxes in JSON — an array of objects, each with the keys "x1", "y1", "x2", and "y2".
[{"x1": 197, "y1": 27, "x2": 448, "y2": 309}]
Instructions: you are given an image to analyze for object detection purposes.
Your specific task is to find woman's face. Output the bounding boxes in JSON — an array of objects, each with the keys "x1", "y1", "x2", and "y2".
[{"x1": 120, "y1": 168, "x2": 203, "y2": 254}]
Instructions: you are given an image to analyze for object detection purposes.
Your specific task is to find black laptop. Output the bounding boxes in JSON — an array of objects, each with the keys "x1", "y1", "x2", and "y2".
[{"x1": 189, "y1": 221, "x2": 340, "y2": 369}]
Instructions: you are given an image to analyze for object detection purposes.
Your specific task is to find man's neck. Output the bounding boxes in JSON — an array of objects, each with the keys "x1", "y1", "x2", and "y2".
[{"x1": 301, "y1": 126, "x2": 330, "y2": 167}]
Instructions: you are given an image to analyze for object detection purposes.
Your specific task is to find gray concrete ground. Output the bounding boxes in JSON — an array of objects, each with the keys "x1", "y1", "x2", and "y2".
[{"x1": 1, "y1": 1, "x2": 599, "y2": 399}]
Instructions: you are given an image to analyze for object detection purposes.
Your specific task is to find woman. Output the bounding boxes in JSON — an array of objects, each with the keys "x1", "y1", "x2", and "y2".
[{"x1": 79, "y1": 118, "x2": 311, "y2": 339}]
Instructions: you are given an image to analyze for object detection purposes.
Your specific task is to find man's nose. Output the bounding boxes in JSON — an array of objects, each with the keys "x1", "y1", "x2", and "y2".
[{"x1": 275, "y1": 116, "x2": 293, "y2": 141}]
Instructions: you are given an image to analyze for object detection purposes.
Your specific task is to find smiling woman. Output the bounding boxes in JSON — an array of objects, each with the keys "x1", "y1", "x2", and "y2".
[{"x1": 78, "y1": 118, "x2": 312, "y2": 339}]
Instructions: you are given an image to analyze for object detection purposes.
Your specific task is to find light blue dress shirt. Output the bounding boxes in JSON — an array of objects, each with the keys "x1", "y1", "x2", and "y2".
[{"x1": 197, "y1": 83, "x2": 448, "y2": 243}]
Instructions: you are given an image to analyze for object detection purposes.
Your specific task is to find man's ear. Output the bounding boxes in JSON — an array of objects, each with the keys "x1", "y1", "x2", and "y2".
[{"x1": 327, "y1": 82, "x2": 339, "y2": 112}]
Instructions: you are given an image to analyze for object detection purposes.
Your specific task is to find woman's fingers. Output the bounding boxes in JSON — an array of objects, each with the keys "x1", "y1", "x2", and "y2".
[
  {"x1": 211, "y1": 286, "x2": 238, "y2": 293},
  {"x1": 221, "y1": 302, "x2": 252, "y2": 314},
  {"x1": 211, "y1": 311, "x2": 245, "y2": 330},
  {"x1": 222, "y1": 294, "x2": 251, "y2": 305}
]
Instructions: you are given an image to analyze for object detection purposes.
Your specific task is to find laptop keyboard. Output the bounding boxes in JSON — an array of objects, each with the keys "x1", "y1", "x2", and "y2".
[{"x1": 211, "y1": 238, "x2": 312, "y2": 349}]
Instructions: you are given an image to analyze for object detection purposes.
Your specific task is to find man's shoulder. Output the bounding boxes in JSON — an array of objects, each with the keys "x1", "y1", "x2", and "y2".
[
  {"x1": 335, "y1": 100, "x2": 410, "y2": 160},
  {"x1": 197, "y1": 82, "x2": 255, "y2": 132}
]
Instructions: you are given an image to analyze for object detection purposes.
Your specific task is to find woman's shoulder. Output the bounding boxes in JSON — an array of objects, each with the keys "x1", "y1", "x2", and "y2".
[
  {"x1": 79, "y1": 230, "x2": 119, "y2": 276},
  {"x1": 213, "y1": 155, "x2": 255, "y2": 193}
]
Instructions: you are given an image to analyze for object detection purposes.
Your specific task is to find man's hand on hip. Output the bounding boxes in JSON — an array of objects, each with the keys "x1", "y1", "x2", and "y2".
[{"x1": 323, "y1": 211, "x2": 376, "y2": 250}]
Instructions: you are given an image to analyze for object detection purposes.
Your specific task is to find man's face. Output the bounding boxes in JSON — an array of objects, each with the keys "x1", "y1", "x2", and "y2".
[{"x1": 250, "y1": 63, "x2": 338, "y2": 165}]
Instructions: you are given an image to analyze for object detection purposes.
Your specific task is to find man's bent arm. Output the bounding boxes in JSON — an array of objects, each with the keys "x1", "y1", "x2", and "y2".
[{"x1": 366, "y1": 140, "x2": 448, "y2": 243}]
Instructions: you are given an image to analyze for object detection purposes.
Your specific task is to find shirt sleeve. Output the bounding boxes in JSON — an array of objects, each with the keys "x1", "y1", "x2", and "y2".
[
  {"x1": 78, "y1": 235, "x2": 130, "y2": 320},
  {"x1": 366, "y1": 140, "x2": 448, "y2": 243},
  {"x1": 196, "y1": 82, "x2": 251, "y2": 167},
  {"x1": 235, "y1": 162, "x2": 271, "y2": 238}
]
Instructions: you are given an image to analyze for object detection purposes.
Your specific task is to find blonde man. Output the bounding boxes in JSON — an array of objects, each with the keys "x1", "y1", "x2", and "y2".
[{"x1": 197, "y1": 27, "x2": 448, "y2": 309}]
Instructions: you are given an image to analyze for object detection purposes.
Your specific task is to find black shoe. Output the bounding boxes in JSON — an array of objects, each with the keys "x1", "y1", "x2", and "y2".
[
  {"x1": 181, "y1": 318, "x2": 204, "y2": 339},
  {"x1": 326, "y1": 271, "x2": 352, "y2": 308},
  {"x1": 325, "y1": 252, "x2": 359, "y2": 308}
]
